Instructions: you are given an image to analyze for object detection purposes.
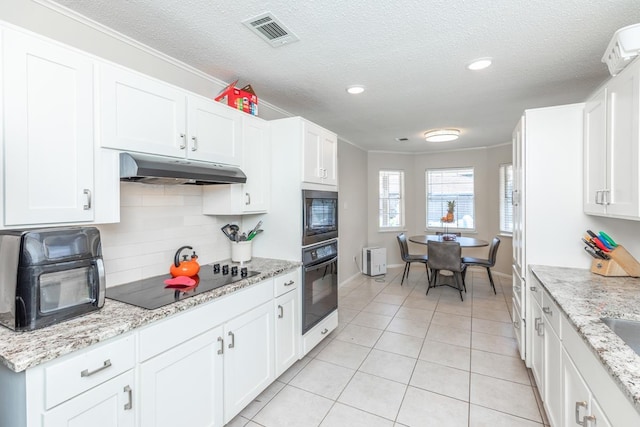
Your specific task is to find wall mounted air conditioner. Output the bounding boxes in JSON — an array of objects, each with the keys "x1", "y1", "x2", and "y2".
[
  {"x1": 602, "y1": 23, "x2": 640, "y2": 76},
  {"x1": 362, "y1": 247, "x2": 386, "y2": 276}
]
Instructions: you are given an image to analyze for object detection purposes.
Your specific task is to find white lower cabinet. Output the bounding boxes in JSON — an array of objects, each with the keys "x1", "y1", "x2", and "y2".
[
  {"x1": 223, "y1": 300, "x2": 275, "y2": 423},
  {"x1": 42, "y1": 371, "x2": 135, "y2": 427},
  {"x1": 542, "y1": 304, "x2": 562, "y2": 427},
  {"x1": 563, "y1": 350, "x2": 612, "y2": 427},
  {"x1": 139, "y1": 328, "x2": 224, "y2": 427}
]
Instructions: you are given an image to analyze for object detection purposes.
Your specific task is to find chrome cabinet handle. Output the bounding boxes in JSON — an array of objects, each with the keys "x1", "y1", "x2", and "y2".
[
  {"x1": 83, "y1": 189, "x2": 92, "y2": 210},
  {"x1": 575, "y1": 401, "x2": 588, "y2": 425},
  {"x1": 245, "y1": 192, "x2": 251, "y2": 205},
  {"x1": 123, "y1": 385, "x2": 132, "y2": 410},
  {"x1": 595, "y1": 190, "x2": 602, "y2": 205},
  {"x1": 217, "y1": 336, "x2": 224, "y2": 355},
  {"x1": 543, "y1": 307, "x2": 552, "y2": 315},
  {"x1": 278, "y1": 305, "x2": 284, "y2": 318},
  {"x1": 179, "y1": 133, "x2": 186, "y2": 149},
  {"x1": 228, "y1": 331, "x2": 235, "y2": 349},
  {"x1": 513, "y1": 320, "x2": 520, "y2": 329},
  {"x1": 530, "y1": 286, "x2": 537, "y2": 292},
  {"x1": 534, "y1": 317, "x2": 544, "y2": 336},
  {"x1": 583, "y1": 414, "x2": 597, "y2": 426},
  {"x1": 191, "y1": 136, "x2": 198, "y2": 151},
  {"x1": 604, "y1": 189, "x2": 611, "y2": 205},
  {"x1": 284, "y1": 280, "x2": 295, "y2": 287},
  {"x1": 81, "y1": 359, "x2": 112, "y2": 377},
  {"x1": 321, "y1": 328, "x2": 329, "y2": 335}
]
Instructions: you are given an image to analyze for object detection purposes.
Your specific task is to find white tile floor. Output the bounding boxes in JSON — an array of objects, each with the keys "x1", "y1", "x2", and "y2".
[{"x1": 226, "y1": 266, "x2": 551, "y2": 427}]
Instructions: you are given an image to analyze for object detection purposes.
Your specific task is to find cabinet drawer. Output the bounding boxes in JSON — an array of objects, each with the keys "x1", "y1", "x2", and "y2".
[
  {"x1": 541, "y1": 290, "x2": 561, "y2": 337},
  {"x1": 44, "y1": 334, "x2": 135, "y2": 409},
  {"x1": 274, "y1": 269, "x2": 299, "y2": 297},
  {"x1": 302, "y1": 310, "x2": 338, "y2": 356}
]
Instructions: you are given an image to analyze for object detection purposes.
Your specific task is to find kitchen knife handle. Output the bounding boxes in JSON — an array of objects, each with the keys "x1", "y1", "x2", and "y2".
[{"x1": 599, "y1": 231, "x2": 617, "y2": 247}]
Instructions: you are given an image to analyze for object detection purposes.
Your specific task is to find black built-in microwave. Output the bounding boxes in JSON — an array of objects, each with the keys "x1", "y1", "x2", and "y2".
[{"x1": 302, "y1": 190, "x2": 338, "y2": 246}]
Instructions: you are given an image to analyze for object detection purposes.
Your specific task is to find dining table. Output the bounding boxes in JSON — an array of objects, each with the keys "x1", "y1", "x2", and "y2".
[{"x1": 408, "y1": 234, "x2": 489, "y2": 248}]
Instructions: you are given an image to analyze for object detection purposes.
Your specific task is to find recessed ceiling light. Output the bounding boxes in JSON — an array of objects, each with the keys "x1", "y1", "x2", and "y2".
[
  {"x1": 346, "y1": 85, "x2": 365, "y2": 94},
  {"x1": 424, "y1": 129, "x2": 460, "y2": 142},
  {"x1": 467, "y1": 58, "x2": 492, "y2": 71}
]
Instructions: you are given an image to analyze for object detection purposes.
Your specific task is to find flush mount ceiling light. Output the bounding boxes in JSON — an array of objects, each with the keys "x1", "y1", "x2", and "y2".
[
  {"x1": 467, "y1": 57, "x2": 493, "y2": 71},
  {"x1": 424, "y1": 129, "x2": 460, "y2": 142},
  {"x1": 346, "y1": 85, "x2": 365, "y2": 94}
]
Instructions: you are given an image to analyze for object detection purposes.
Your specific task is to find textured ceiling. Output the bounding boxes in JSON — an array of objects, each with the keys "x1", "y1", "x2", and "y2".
[{"x1": 52, "y1": 0, "x2": 640, "y2": 152}]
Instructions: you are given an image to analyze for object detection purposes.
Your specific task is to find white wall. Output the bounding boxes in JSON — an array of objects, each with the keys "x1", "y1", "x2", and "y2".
[{"x1": 337, "y1": 140, "x2": 368, "y2": 282}]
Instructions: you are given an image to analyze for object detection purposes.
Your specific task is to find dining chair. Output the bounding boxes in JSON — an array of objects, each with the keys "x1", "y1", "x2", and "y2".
[
  {"x1": 427, "y1": 241, "x2": 465, "y2": 301},
  {"x1": 462, "y1": 236, "x2": 501, "y2": 294},
  {"x1": 396, "y1": 233, "x2": 430, "y2": 285}
]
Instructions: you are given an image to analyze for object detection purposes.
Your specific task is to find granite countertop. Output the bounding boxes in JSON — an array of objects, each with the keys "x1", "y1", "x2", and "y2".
[
  {"x1": 530, "y1": 265, "x2": 640, "y2": 413},
  {"x1": 0, "y1": 257, "x2": 300, "y2": 373}
]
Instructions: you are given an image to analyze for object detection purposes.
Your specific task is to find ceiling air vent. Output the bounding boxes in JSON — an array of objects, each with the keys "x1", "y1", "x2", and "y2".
[{"x1": 242, "y1": 12, "x2": 299, "y2": 47}]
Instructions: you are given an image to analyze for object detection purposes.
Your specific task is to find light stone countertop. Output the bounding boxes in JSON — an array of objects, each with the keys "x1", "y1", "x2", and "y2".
[
  {"x1": 0, "y1": 257, "x2": 300, "y2": 373},
  {"x1": 530, "y1": 265, "x2": 640, "y2": 414}
]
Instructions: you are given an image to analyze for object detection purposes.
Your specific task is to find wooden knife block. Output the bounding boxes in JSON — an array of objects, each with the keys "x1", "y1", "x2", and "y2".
[{"x1": 590, "y1": 245, "x2": 640, "y2": 277}]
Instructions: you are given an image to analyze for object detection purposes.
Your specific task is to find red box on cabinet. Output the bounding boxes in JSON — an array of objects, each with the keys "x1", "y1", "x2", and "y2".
[{"x1": 214, "y1": 80, "x2": 258, "y2": 115}]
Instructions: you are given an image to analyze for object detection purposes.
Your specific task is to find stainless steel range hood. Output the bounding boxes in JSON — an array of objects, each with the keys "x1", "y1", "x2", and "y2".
[{"x1": 119, "y1": 152, "x2": 246, "y2": 185}]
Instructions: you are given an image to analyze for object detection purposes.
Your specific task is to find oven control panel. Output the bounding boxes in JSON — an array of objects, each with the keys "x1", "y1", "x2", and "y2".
[{"x1": 303, "y1": 239, "x2": 338, "y2": 265}]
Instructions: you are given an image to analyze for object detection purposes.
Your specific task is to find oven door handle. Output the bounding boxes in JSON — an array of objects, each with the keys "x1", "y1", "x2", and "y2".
[{"x1": 304, "y1": 256, "x2": 338, "y2": 272}]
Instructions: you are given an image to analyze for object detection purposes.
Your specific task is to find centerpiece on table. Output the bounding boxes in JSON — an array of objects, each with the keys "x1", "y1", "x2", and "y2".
[{"x1": 440, "y1": 200, "x2": 456, "y2": 240}]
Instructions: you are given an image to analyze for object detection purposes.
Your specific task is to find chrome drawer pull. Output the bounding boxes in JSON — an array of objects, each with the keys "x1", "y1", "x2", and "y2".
[
  {"x1": 284, "y1": 280, "x2": 295, "y2": 286},
  {"x1": 575, "y1": 401, "x2": 588, "y2": 425},
  {"x1": 80, "y1": 359, "x2": 112, "y2": 377},
  {"x1": 542, "y1": 307, "x2": 552, "y2": 315},
  {"x1": 321, "y1": 328, "x2": 329, "y2": 335},
  {"x1": 583, "y1": 414, "x2": 596, "y2": 426},
  {"x1": 513, "y1": 320, "x2": 520, "y2": 329},
  {"x1": 124, "y1": 385, "x2": 133, "y2": 410},
  {"x1": 530, "y1": 286, "x2": 537, "y2": 292}
]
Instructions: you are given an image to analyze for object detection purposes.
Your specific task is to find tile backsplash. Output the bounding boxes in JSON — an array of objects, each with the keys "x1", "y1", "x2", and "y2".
[{"x1": 97, "y1": 183, "x2": 240, "y2": 287}]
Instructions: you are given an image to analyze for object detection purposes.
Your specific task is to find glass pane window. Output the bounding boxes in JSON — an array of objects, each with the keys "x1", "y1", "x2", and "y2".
[
  {"x1": 379, "y1": 170, "x2": 405, "y2": 228},
  {"x1": 500, "y1": 163, "x2": 514, "y2": 233},
  {"x1": 426, "y1": 168, "x2": 475, "y2": 230}
]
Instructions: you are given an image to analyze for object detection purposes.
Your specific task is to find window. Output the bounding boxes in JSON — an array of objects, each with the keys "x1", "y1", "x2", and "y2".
[
  {"x1": 499, "y1": 163, "x2": 514, "y2": 234},
  {"x1": 379, "y1": 170, "x2": 405, "y2": 229},
  {"x1": 426, "y1": 168, "x2": 475, "y2": 230}
]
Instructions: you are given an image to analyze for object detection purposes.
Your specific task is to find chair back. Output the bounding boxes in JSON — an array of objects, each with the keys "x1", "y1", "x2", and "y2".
[
  {"x1": 427, "y1": 241, "x2": 462, "y2": 272},
  {"x1": 396, "y1": 233, "x2": 409, "y2": 262},
  {"x1": 487, "y1": 237, "x2": 501, "y2": 266}
]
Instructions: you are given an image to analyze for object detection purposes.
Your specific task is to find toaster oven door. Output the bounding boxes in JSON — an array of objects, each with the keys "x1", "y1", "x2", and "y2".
[{"x1": 16, "y1": 258, "x2": 105, "y2": 331}]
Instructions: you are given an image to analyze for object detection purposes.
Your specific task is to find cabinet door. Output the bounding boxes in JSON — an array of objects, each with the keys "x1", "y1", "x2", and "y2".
[
  {"x1": 543, "y1": 325, "x2": 562, "y2": 427},
  {"x1": 321, "y1": 132, "x2": 338, "y2": 186},
  {"x1": 530, "y1": 299, "x2": 544, "y2": 391},
  {"x1": 43, "y1": 371, "x2": 135, "y2": 427},
  {"x1": 511, "y1": 119, "x2": 525, "y2": 276},
  {"x1": 302, "y1": 123, "x2": 323, "y2": 184},
  {"x1": 563, "y1": 350, "x2": 592, "y2": 427},
  {"x1": 100, "y1": 63, "x2": 187, "y2": 157},
  {"x1": 584, "y1": 88, "x2": 608, "y2": 215},
  {"x1": 512, "y1": 294, "x2": 525, "y2": 361},
  {"x1": 241, "y1": 115, "x2": 271, "y2": 212},
  {"x1": 606, "y1": 62, "x2": 640, "y2": 217},
  {"x1": 223, "y1": 301, "x2": 275, "y2": 423},
  {"x1": 187, "y1": 96, "x2": 242, "y2": 165},
  {"x1": 140, "y1": 328, "x2": 224, "y2": 427},
  {"x1": 3, "y1": 30, "x2": 94, "y2": 225},
  {"x1": 275, "y1": 289, "x2": 299, "y2": 377}
]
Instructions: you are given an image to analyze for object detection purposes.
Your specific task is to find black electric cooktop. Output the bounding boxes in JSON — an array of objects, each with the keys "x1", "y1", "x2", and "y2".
[{"x1": 106, "y1": 264, "x2": 260, "y2": 310}]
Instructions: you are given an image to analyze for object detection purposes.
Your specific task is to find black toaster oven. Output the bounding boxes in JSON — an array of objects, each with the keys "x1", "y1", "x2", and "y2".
[{"x1": 0, "y1": 227, "x2": 105, "y2": 331}]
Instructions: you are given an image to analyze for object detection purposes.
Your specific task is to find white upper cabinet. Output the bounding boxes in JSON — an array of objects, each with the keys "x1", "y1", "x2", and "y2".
[
  {"x1": 584, "y1": 57, "x2": 640, "y2": 219},
  {"x1": 187, "y1": 96, "x2": 242, "y2": 165},
  {"x1": 202, "y1": 115, "x2": 271, "y2": 214},
  {"x1": 302, "y1": 120, "x2": 338, "y2": 186},
  {"x1": 99, "y1": 63, "x2": 187, "y2": 158},
  {"x1": 3, "y1": 29, "x2": 95, "y2": 226},
  {"x1": 100, "y1": 63, "x2": 242, "y2": 165}
]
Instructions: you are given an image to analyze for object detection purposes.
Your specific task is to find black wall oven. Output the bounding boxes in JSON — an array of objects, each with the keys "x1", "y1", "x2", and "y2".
[
  {"x1": 302, "y1": 239, "x2": 338, "y2": 334},
  {"x1": 302, "y1": 190, "x2": 338, "y2": 246}
]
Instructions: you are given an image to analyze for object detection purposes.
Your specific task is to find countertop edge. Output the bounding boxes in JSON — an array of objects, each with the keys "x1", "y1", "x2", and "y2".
[
  {"x1": 0, "y1": 258, "x2": 301, "y2": 373},
  {"x1": 530, "y1": 265, "x2": 640, "y2": 414}
]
